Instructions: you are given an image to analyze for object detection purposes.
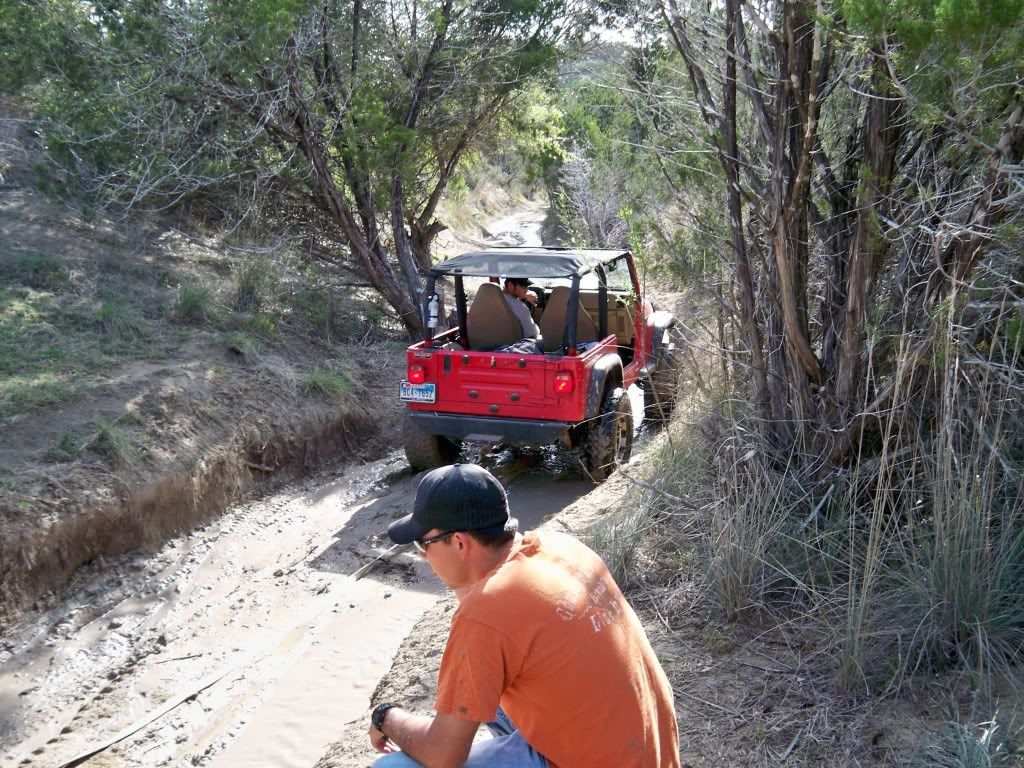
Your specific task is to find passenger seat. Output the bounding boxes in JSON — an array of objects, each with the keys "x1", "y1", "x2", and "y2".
[
  {"x1": 467, "y1": 282, "x2": 524, "y2": 350},
  {"x1": 538, "y1": 287, "x2": 599, "y2": 353}
]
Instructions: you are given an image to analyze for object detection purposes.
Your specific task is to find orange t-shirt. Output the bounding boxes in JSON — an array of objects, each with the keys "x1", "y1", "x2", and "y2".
[{"x1": 435, "y1": 531, "x2": 680, "y2": 768}]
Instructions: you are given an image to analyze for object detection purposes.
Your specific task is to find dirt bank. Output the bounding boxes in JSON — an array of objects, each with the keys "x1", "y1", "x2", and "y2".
[
  {"x1": 0, "y1": 390, "x2": 387, "y2": 621},
  {"x1": 0, "y1": 101, "x2": 416, "y2": 621}
]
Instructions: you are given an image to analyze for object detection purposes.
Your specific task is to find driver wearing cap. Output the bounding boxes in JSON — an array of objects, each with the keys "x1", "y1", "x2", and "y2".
[
  {"x1": 501, "y1": 277, "x2": 540, "y2": 339},
  {"x1": 368, "y1": 463, "x2": 681, "y2": 768}
]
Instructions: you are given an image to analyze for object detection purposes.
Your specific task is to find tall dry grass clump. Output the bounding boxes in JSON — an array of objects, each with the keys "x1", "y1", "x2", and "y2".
[
  {"x1": 621, "y1": 282, "x2": 1023, "y2": 705},
  {"x1": 839, "y1": 306, "x2": 1024, "y2": 693}
]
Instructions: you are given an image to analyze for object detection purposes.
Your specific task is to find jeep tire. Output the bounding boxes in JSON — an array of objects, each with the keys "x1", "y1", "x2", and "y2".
[
  {"x1": 403, "y1": 414, "x2": 461, "y2": 471},
  {"x1": 582, "y1": 386, "x2": 633, "y2": 482},
  {"x1": 644, "y1": 347, "x2": 680, "y2": 424}
]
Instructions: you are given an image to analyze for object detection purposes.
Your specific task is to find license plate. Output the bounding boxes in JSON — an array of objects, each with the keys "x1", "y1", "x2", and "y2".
[{"x1": 400, "y1": 381, "x2": 436, "y2": 403}]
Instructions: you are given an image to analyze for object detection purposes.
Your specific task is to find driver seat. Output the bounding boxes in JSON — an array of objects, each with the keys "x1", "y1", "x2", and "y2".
[
  {"x1": 539, "y1": 286, "x2": 599, "y2": 353},
  {"x1": 467, "y1": 282, "x2": 524, "y2": 350}
]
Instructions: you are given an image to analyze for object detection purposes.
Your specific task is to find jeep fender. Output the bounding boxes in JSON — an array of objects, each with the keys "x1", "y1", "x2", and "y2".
[
  {"x1": 645, "y1": 311, "x2": 676, "y2": 374},
  {"x1": 585, "y1": 353, "x2": 624, "y2": 420}
]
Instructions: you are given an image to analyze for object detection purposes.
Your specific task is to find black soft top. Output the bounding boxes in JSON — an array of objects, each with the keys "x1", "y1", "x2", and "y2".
[{"x1": 431, "y1": 247, "x2": 630, "y2": 279}]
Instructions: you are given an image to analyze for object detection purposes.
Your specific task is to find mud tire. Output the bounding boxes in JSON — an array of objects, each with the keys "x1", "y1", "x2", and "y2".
[
  {"x1": 402, "y1": 414, "x2": 461, "y2": 471},
  {"x1": 581, "y1": 387, "x2": 633, "y2": 482},
  {"x1": 644, "y1": 347, "x2": 680, "y2": 425}
]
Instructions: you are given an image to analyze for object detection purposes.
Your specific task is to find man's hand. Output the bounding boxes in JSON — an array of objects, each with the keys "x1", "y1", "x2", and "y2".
[
  {"x1": 369, "y1": 723, "x2": 396, "y2": 754},
  {"x1": 367, "y1": 708, "x2": 479, "y2": 768}
]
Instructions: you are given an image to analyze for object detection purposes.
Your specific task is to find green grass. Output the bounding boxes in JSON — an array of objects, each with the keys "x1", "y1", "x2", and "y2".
[
  {"x1": 4, "y1": 251, "x2": 67, "y2": 289},
  {"x1": 42, "y1": 432, "x2": 81, "y2": 463},
  {"x1": 0, "y1": 286, "x2": 167, "y2": 418},
  {"x1": 225, "y1": 331, "x2": 257, "y2": 357},
  {"x1": 915, "y1": 714, "x2": 1012, "y2": 768},
  {"x1": 91, "y1": 420, "x2": 139, "y2": 466},
  {"x1": 290, "y1": 284, "x2": 334, "y2": 339},
  {"x1": 0, "y1": 475, "x2": 23, "y2": 494},
  {"x1": 176, "y1": 283, "x2": 215, "y2": 322},
  {"x1": 234, "y1": 256, "x2": 275, "y2": 312},
  {"x1": 96, "y1": 293, "x2": 145, "y2": 339},
  {"x1": 698, "y1": 624, "x2": 738, "y2": 655},
  {"x1": 302, "y1": 367, "x2": 354, "y2": 400},
  {"x1": 240, "y1": 311, "x2": 277, "y2": 337}
]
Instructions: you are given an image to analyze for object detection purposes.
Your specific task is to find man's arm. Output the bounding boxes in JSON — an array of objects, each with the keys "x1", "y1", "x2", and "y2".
[
  {"x1": 370, "y1": 708, "x2": 479, "y2": 768},
  {"x1": 506, "y1": 297, "x2": 540, "y2": 338}
]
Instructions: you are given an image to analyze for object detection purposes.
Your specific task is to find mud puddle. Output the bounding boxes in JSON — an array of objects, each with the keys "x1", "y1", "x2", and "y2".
[{"x1": 0, "y1": 390, "x2": 650, "y2": 768}]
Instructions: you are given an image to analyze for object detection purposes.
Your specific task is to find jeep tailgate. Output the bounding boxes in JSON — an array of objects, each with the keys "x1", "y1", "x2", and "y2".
[
  {"x1": 404, "y1": 346, "x2": 589, "y2": 423},
  {"x1": 438, "y1": 351, "x2": 548, "y2": 413}
]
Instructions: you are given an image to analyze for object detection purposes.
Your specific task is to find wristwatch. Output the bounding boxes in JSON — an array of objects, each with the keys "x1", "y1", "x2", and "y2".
[{"x1": 371, "y1": 702, "x2": 399, "y2": 733}]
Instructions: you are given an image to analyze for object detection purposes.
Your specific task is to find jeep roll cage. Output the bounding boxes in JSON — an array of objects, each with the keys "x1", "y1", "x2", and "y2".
[{"x1": 420, "y1": 246, "x2": 637, "y2": 355}]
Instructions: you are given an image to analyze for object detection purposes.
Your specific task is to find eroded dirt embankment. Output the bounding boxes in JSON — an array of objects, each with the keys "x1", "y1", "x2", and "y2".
[
  {"x1": 1, "y1": 100, "x2": 413, "y2": 624},
  {"x1": 1, "y1": 402, "x2": 378, "y2": 622}
]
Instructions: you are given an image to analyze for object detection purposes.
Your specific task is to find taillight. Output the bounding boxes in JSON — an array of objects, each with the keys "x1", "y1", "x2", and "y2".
[
  {"x1": 408, "y1": 364, "x2": 426, "y2": 384},
  {"x1": 553, "y1": 371, "x2": 574, "y2": 395}
]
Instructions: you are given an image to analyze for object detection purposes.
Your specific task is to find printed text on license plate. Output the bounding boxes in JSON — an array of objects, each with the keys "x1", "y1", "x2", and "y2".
[{"x1": 400, "y1": 382, "x2": 436, "y2": 403}]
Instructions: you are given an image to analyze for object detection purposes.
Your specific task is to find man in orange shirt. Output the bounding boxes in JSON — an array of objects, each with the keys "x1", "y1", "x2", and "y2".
[{"x1": 368, "y1": 463, "x2": 680, "y2": 768}]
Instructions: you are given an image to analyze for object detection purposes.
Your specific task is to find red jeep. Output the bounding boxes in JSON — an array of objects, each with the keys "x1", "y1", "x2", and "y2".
[{"x1": 400, "y1": 247, "x2": 679, "y2": 480}]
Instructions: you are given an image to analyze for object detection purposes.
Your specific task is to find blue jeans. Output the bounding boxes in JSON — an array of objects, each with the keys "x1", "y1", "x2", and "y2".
[{"x1": 372, "y1": 708, "x2": 548, "y2": 768}]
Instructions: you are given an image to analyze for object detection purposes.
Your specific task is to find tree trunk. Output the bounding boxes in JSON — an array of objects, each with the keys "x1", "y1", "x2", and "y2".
[
  {"x1": 834, "y1": 53, "x2": 903, "y2": 415},
  {"x1": 285, "y1": 55, "x2": 424, "y2": 333},
  {"x1": 724, "y1": 0, "x2": 771, "y2": 426}
]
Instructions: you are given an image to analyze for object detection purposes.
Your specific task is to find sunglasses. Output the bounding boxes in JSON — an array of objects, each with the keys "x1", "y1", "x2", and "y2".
[{"x1": 412, "y1": 530, "x2": 458, "y2": 554}]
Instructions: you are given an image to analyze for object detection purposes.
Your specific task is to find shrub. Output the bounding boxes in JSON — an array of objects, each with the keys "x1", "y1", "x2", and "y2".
[
  {"x1": 290, "y1": 284, "x2": 336, "y2": 340},
  {"x1": 42, "y1": 432, "x2": 81, "y2": 463},
  {"x1": 241, "y1": 311, "x2": 277, "y2": 337},
  {"x1": 625, "y1": 306, "x2": 1024, "y2": 699},
  {"x1": 225, "y1": 331, "x2": 257, "y2": 358},
  {"x1": 234, "y1": 256, "x2": 275, "y2": 312},
  {"x1": 914, "y1": 709, "x2": 1012, "y2": 768},
  {"x1": 91, "y1": 420, "x2": 138, "y2": 465},
  {"x1": 11, "y1": 252, "x2": 65, "y2": 289}
]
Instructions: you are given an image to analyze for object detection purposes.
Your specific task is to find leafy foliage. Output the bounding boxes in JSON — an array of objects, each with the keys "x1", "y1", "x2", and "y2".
[{"x1": 2, "y1": 0, "x2": 591, "y2": 331}]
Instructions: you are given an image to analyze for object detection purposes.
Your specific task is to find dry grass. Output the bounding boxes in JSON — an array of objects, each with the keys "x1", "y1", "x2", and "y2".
[{"x1": 586, "y1": 288, "x2": 1024, "y2": 765}]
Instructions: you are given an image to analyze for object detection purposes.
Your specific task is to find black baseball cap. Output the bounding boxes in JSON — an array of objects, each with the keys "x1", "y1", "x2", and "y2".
[
  {"x1": 388, "y1": 463, "x2": 511, "y2": 544},
  {"x1": 503, "y1": 276, "x2": 533, "y2": 288}
]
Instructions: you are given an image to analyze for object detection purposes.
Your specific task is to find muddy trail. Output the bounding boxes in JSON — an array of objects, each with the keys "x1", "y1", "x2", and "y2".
[{"x1": 0, "y1": 384, "x2": 648, "y2": 768}]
